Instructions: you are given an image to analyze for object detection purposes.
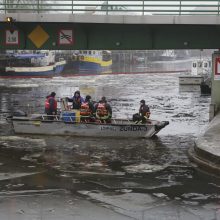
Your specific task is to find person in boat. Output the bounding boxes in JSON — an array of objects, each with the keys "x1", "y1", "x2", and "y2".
[
  {"x1": 133, "y1": 99, "x2": 150, "y2": 124},
  {"x1": 45, "y1": 92, "x2": 57, "y2": 120},
  {"x1": 139, "y1": 99, "x2": 150, "y2": 123},
  {"x1": 94, "y1": 96, "x2": 112, "y2": 123},
  {"x1": 80, "y1": 95, "x2": 95, "y2": 122},
  {"x1": 66, "y1": 90, "x2": 84, "y2": 110}
]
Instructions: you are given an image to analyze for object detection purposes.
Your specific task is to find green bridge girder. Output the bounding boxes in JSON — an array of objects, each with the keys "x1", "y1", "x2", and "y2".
[{"x1": 1, "y1": 22, "x2": 220, "y2": 50}]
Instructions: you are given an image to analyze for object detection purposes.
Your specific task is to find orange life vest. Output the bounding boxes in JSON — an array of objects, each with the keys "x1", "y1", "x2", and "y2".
[
  {"x1": 145, "y1": 112, "x2": 151, "y2": 118},
  {"x1": 80, "y1": 102, "x2": 92, "y2": 116},
  {"x1": 45, "y1": 96, "x2": 57, "y2": 110},
  {"x1": 96, "y1": 103, "x2": 108, "y2": 117}
]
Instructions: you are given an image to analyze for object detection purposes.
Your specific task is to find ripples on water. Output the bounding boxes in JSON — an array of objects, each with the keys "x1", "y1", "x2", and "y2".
[{"x1": 1, "y1": 70, "x2": 220, "y2": 211}]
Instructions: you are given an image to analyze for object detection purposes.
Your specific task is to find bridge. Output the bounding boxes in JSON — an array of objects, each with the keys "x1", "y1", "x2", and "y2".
[{"x1": 1, "y1": 1, "x2": 220, "y2": 50}]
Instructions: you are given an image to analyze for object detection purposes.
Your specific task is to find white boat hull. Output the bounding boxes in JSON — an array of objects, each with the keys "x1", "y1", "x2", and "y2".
[
  {"x1": 179, "y1": 76, "x2": 203, "y2": 85},
  {"x1": 12, "y1": 117, "x2": 169, "y2": 138}
]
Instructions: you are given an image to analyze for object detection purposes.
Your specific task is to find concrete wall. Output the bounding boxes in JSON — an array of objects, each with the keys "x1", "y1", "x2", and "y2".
[{"x1": 211, "y1": 51, "x2": 220, "y2": 119}]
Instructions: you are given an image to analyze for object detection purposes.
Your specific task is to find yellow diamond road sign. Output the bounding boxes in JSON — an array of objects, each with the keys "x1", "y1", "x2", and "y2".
[{"x1": 28, "y1": 25, "x2": 49, "y2": 48}]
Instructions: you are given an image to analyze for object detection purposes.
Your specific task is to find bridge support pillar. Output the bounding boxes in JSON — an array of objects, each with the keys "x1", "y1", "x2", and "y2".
[{"x1": 210, "y1": 51, "x2": 220, "y2": 120}]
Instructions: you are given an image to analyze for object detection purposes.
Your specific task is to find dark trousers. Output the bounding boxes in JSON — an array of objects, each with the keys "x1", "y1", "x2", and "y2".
[
  {"x1": 46, "y1": 110, "x2": 57, "y2": 120},
  {"x1": 133, "y1": 113, "x2": 146, "y2": 124}
]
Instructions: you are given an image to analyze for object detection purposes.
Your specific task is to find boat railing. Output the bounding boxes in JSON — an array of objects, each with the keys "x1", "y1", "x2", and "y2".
[
  {"x1": 112, "y1": 118, "x2": 132, "y2": 124},
  {"x1": 41, "y1": 114, "x2": 60, "y2": 121},
  {"x1": 34, "y1": 114, "x2": 156, "y2": 124},
  {"x1": 40, "y1": 114, "x2": 95, "y2": 122},
  {"x1": 39, "y1": 114, "x2": 134, "y2": 124},
  {"x1": 2, "y1": 1, "x2": 220, "y2": 15}
]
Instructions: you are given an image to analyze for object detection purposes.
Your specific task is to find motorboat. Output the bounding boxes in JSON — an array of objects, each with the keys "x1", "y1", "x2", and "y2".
[
  {"x1": 10, "y1": 113, "x2": 169, "y2": 138},
  {"x1": 179, "y1": 58, "x2": 211, "y2": 85},
  {"x1": 63, "y1": 50, "x2": 112, "y2": 74},
  {"x1": 0, "y1": 51, "x2": 66, "y2": 77}
]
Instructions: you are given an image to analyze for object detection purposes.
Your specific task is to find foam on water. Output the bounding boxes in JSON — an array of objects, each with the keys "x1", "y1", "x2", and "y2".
[
  {"x1": 0, "y1": 136, "x2": 46, "y2": 149},
  {"x1": 8, "y1": 84, "x2": 39, "y2": 88},
  {"x1": 123, "y1": 163, "x2": 168, "y2": 173},
  {"x1": 0, "y1": 172, "x2": 42, "y2": 181}
]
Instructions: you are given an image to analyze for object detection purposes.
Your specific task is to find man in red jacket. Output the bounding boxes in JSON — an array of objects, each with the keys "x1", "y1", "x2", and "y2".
[{"x1": 45, "y1": 92, "x2": 57, "y2": 120}]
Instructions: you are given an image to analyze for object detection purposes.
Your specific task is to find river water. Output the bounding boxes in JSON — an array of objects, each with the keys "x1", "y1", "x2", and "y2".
[{"x1": 0, "y1": 61, "x2": 220, "y2": 219}]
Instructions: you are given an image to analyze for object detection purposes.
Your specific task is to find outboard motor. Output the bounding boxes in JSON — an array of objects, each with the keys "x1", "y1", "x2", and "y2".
[
  {"x1": 13, "y1": 110, "x2": 27, "y2": 117},
  {"x1": 6, "y1": 110, "x2": 27, "y2": 122}
]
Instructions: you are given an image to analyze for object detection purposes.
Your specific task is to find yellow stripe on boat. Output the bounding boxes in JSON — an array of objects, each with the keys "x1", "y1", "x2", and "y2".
[{"x1": 101, "y1": 60, "x2": 112, "y2": 67}]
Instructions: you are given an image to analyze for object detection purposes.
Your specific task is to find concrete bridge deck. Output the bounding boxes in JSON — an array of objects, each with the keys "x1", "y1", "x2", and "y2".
[{"x1": 1, "y1": 14, "x2": 220, "y2": 25}]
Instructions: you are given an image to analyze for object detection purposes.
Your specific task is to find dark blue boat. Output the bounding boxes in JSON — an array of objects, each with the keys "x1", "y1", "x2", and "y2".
[{"x1": 0, "y1": 51, "x2": 66, "y2": 78}]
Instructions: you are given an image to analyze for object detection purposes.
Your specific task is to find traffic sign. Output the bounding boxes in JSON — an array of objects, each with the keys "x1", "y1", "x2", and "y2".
[
  {"x1": 5, "y1": 29, "x2": 19, "y2": 45},
  {"x1": 58, "y1": 29, "x2": 73, "y2": 45},
  {"x1": 28, "y1": 25, "x2": 49, "y2": 48}
]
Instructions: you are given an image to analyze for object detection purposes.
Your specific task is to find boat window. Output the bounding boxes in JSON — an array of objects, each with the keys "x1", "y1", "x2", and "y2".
[
  {"x1": 193, "y1": 63, "x2": 196, "y2": 68},
  {"x1": 93, "y1": 51, "x2": 96, "y2": 55},
  {"x1": 83, "y1": 51, "x2": 87, "y2": 55},
  {"x1": 198, "y1": 62, "x2": 202, "y2": 68},
  {"x1": 102, "y1": 50, "x2": 112, "y2": 61},
  {"x1": 79, "y1": 50, "x2": 82, "y2": 54},
  {"x1": 89, "y1": 51, "x2": 91, "y2": 55},
  {"x1": 204, "y1": 62, "x2": 208, "y2": 68}
]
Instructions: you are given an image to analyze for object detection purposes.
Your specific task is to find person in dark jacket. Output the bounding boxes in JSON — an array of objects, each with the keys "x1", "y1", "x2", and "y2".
[
  {"x1": 139, "y1": 99, "x2": 150, "y2": 123},
  {"x1": 45, "y1": 92, "x2": 57, "y2": 120},
  {"x1": 66, "y1": 90, "x2": 84, "y2": 109},
  {"x1": 94, "y1": 96, "x2": 112, "y2": 123}
]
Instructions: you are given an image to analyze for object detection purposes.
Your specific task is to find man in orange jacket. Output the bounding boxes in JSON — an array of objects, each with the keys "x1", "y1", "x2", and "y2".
[{"x1": 45, "y1": 92, "x2": 57, "y2": 119}]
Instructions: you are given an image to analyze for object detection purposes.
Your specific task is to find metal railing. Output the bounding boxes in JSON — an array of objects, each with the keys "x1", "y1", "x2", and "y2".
[{"x1": 1, "y1": 0, "x2": 220, "y2": 15}]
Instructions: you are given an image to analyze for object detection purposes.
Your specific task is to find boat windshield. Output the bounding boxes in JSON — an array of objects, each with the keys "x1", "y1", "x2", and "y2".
[{"x1": 102, "y1": 50, "x2": 112, "y2": 61}]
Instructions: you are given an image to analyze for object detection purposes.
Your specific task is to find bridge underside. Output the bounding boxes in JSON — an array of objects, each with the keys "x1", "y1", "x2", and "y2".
[{"x1": 1, "y1": 15, "x2": 220, "y2": 50}]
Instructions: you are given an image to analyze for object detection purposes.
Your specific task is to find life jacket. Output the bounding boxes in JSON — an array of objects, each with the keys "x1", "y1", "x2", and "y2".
[
  {"x1": 145, "y1": 112, "x2": 151, "y2": 118},
  {"x1": 96, "y1": 103, "x2": 108, "y2": 119},
  {"x1": 45, "y1": 96, "x2": 57, "y2": 110},
  {"x1": 80, "y1": 102, "x2": 92, "y2": 116}
]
